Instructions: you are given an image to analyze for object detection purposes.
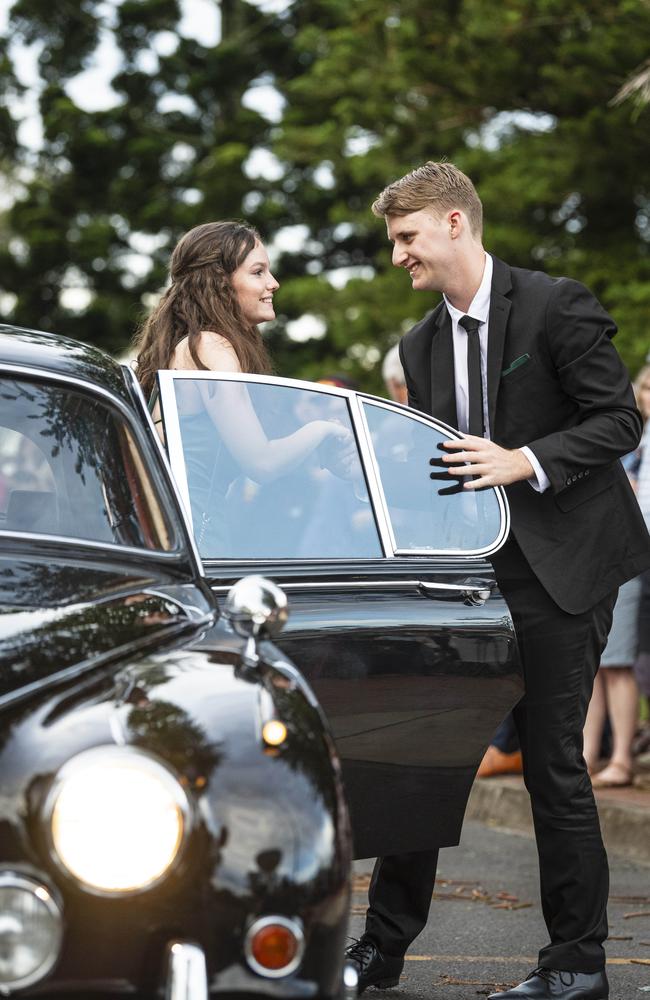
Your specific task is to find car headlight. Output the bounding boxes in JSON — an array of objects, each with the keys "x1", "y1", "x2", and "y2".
[
  {"x1": 0, "y1": 872, "x2": 63, "y2": 991},
  {"x1": 45, "y1": 746, "x2": 191, "y2": 894}
]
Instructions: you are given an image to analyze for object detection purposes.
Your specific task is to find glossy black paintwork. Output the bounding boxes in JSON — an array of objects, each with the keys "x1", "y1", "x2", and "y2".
[
  {"x1": 204, "y1": 560, "x2": 522, "y2": 859},
  {"x1": 0, "y1": 325, "x2": 132, "y2": 404},
  {"x1": 0, "y1": 550, "x2": 352, "y2": 998},
  {"x1": 0, "y1": 328, "x2": 352, "y2": 998}
]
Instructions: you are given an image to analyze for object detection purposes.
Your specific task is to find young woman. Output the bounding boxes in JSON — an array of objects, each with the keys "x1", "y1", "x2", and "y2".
[{"x1": 134, "y1": 221, "x2": 353, "y2": 550}]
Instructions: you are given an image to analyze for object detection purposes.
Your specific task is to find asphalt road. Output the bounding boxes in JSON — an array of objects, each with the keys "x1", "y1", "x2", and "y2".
[{"x1": 350, "y1": 820, "x2": 650, "y2": 1000}]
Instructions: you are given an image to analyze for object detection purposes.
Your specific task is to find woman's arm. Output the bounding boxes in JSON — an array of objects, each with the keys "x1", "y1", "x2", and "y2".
[{"x1": 193, "y1": 333, "x2": 353, "y2": 483}]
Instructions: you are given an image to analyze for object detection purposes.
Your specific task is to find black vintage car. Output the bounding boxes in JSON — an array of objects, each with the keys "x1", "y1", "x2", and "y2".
[
  {"x1": 0, "y1": 326, "x2": 522, "y2": 999},
  {"x1": 0, "y1": 327, "x2": 353, "y2": 999}
]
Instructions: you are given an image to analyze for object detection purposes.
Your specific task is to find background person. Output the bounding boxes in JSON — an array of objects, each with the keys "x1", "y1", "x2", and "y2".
[
  {"x1": 345, "y1": 162, "x2": 650, "y2": 1000},
  {"x1": 381, "y1": 344, "x2": 408, "y2": 405},
  {"x1": 633, "y1": 365, "x2": 650, "y2": 755},
  {"x1": 582, "y1": 363, "x2": 650, "y2": 786}
]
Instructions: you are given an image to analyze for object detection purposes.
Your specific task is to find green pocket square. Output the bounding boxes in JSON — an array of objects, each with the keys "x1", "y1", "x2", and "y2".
[{"x1": 501, "y1": 354, "x2": 531, "y2": 377}]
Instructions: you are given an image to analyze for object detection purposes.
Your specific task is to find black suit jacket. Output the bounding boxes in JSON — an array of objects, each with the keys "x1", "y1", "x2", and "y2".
[{"x1": 399, "y1": 256, "x2": 650, "y2": 613}]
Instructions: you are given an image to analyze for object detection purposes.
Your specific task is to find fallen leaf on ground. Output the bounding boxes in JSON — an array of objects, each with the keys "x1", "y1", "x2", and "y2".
[
  {"x1": 437, "y1": 974, "x2": 513, "y2": 987},
  {"x1": 624, "y1": 912, "x2": 650, "y2": 920}
]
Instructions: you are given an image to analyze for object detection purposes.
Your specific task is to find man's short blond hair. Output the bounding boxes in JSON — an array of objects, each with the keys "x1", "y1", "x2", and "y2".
[{"x1": 371, "y1": 161, "x2": 483, "y2": 238}]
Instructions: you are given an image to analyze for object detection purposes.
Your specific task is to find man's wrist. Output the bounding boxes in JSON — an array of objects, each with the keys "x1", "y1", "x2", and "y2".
[
  {"x1": 513, "y1": 448, "x2": 534, "y2": 482},
  {"x1": 520, "y1": 445, "x2": 550, "y2": 492}
]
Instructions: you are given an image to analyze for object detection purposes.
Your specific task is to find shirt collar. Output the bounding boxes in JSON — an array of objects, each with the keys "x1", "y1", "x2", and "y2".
[{"x1": 444, "y1": 252, "x2": 493, "y2": 327}]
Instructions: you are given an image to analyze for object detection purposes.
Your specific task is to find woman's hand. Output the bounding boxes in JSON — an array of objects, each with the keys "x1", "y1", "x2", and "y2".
[{"x1": 316, "y1": 421, "x2": 358, "y2": 480}]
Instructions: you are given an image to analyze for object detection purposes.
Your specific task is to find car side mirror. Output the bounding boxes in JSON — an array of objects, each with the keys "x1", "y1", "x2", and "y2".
[{"x1": 223, "y1": 575, "x2": 288, "y2": 667}]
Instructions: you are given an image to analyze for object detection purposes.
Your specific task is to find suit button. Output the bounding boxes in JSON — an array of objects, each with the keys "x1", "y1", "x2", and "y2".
[
  {"x1": 566, "y1": 478, "x2": 571, "y2": 486},
  {"x1": 585, "y1": 470, "x2": 590, "y2": 476}
]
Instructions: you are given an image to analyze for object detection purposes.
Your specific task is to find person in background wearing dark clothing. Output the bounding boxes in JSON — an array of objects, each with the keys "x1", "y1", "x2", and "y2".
[
  {"x1": 345, "y1": 161, "x2": 650, "y2": 1000},
  {"x1": 475, "y1": 711, "x2": 522, "y2": 777}
]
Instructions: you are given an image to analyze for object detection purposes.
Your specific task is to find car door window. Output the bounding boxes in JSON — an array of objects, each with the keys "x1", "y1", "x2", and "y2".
[
  {"x1": 159, "y1": 375, "x2": 382, "y2": 560},
  {"x1": 362, "y1": 400, "x2": 506, "y2": 554},
  {"x1": 0, "y1": 377, "x2": 173, "y2": 550}
]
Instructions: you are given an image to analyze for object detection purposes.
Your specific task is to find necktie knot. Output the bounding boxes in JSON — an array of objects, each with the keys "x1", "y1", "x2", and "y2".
[{"x1": 459, "y1": 314, "x2": 480, "y2": 336}]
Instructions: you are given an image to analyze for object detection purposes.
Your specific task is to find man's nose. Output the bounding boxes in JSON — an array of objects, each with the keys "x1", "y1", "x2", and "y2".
[{"x1": 392, "y1": 244, "x2": 406, "y2": 267}]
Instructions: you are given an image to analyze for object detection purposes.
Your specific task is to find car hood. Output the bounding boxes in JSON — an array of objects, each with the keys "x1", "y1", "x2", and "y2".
[{"x1": 0, "y1": 553, "x2": 214, "y2": 702}]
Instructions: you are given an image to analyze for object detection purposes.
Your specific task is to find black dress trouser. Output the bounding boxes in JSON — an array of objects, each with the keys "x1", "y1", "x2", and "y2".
[{"x1": 365, "y1": 536, "x2": 617, "y2": 973}]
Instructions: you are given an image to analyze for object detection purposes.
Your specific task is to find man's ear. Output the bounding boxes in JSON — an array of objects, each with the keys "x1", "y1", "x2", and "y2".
[{"x1": 448, "y1": 209, "x2": 462, "y2": 238}]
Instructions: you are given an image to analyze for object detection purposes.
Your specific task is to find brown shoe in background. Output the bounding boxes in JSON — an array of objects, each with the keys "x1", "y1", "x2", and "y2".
[{"x1": 477, "y1": 745, "x2": 523, "y2": 778}]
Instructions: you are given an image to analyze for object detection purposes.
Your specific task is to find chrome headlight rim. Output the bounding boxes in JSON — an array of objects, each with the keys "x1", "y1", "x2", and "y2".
[
  {"x1": 42, "y1": 745, "x2": 193, "y2": 898},
  {"x1": 0, "y1": 870, "x2": 63, "y2": 991},
  {"x1": 244, "y1": 915, "x2": 305, "y2": 979}
]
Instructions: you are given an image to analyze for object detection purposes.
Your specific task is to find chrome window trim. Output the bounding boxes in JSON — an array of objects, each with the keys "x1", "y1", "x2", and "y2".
[
  {"x1": 211, "y1": 579, "x2": 488, "y2": 594},
  {"x1": 0, "y1": 362, "x2": 186, "y2": 558},
  {"x1": 347, "y1": 392, "x2": 391, "y2": 556},
  {"x1": 156, "y1": 371, "x2": 510, "y2": 561},
  {"x1": 0, "y1": 528, "x2": 188, "y2": 561},
  {"x1": 157, "y1": 371, "x2": 196, "y2": 534},
  {"x1": 351, "y1": 393, "x2": 397, "y2": 555},
  {"x1": 358, "y1": 395, "x2": 510, "y2": 557},
  {"x1": 124, "y1": 365, "x2": 205, "y2": 577}
]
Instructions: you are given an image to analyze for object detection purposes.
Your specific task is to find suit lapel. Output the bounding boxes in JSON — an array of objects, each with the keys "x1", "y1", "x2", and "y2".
[
  {"x1": 486, "y1": 257, "x2": 512, "y2": 434},
  {"x1": 430, "y1": 307, "x2": 458, "y2": 429}
]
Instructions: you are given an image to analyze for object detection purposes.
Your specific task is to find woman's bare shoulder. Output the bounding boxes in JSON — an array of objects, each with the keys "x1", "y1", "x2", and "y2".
[
  {"x1": 171, "y1": 332, "x2": 241, "y2": 372},
  {"x1": 197, "y1": 332, "x2": 241, "y2": 372}
]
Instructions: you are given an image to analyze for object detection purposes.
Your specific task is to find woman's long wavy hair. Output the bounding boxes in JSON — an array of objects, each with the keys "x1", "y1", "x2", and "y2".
[{"x1": 134, "y1": 221, "x2": 273, "y2": 399}]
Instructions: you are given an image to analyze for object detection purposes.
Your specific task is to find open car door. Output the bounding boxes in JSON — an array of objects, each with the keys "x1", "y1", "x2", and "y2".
[{"x1": 158, "y1": 372, "x2": 522, "y2": 858}]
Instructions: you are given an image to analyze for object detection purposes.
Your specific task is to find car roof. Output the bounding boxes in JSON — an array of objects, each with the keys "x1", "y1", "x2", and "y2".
[{"x1": 0, "y1": 324, "x2": 130, "y2": 404}]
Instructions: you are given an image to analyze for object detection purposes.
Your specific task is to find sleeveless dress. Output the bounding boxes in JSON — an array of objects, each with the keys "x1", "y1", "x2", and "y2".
[{"x1": 178, "y1": 409, "x2": 239, "y2": 558}]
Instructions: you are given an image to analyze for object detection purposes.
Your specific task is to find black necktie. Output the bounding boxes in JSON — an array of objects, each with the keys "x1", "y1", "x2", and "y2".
[{"x1": 458, "y1": 314, "x2": 484, "y2": 437}]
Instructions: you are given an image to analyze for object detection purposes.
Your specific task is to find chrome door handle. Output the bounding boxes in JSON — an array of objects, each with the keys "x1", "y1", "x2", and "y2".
[{"x1": 418, "y1": 579, "x2": 494, "y2": 606}]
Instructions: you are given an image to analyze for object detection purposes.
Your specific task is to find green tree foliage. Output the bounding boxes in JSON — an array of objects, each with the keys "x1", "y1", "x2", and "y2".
[
  {"x1": 268, "y1": 0, "x2": 650, "y2": 385},
  {"x1": 0, "y1": 0, "x2": 648, "y2": 385},
  {"x1": 0, "y1": 0, "x2": 295, "y2": 355}
]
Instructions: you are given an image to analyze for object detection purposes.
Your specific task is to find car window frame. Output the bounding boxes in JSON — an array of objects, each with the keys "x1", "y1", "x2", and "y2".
[
  {"x1": 0, "y1": 363, "x2": 188, "y2": 562},
  {"x1": 355, "y1": 395, "x2": 510, "y2": 557},
  {"x1": 158, "y1": 371, "x2": 510, "y2": 563}
]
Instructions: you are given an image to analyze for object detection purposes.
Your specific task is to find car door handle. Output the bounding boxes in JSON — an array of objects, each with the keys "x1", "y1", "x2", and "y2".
[{"x1": 418, "y1": 579, "x2": 494, "y2": 606}]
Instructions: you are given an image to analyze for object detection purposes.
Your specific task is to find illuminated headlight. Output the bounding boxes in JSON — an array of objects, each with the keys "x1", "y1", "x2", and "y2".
[
  {"x1": 45, "y1": 746, "x2": 190, "y2": 894},
  {"x1": 0, "y1": 872, "x2": 63, "y2": 991}
]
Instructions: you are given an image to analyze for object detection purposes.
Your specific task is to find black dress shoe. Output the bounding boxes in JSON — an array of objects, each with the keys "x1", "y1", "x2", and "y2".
[
  {"x1": 488, "y1": 967, "x2": 608, "y2": 999},
  {"x1": 344, "y1": 937, "x2": 404, "y2": 994}
]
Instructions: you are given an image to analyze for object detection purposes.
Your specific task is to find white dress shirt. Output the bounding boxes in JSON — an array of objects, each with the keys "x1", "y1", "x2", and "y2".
[{"x1": 443, "y1": 253, "x2": 550, "y2": 493}]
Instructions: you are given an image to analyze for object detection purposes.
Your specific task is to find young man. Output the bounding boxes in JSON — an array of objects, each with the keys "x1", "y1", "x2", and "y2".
[{"x1": 346, "y1": 162, "x2": 650, "y2": 1000}]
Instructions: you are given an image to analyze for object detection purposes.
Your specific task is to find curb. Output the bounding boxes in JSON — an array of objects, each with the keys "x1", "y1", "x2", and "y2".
[{"x1": 465, "y1": 776, "x2": 650, "y2": 865}]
